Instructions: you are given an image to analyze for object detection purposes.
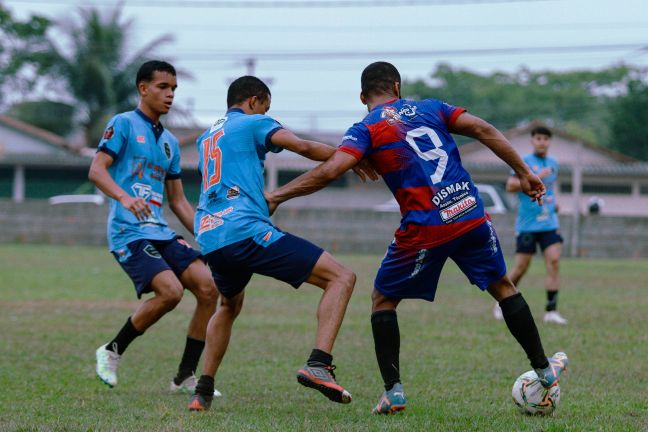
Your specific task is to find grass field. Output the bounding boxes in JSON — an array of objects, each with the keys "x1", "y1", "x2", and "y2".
[{"x1": 1, "y1": 244, "x2": 647, "y2": 431}]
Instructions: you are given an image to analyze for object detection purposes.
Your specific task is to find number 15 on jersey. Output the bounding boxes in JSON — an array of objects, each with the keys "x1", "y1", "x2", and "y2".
[{"x1": 201, "y1": 129, "x2": 224, "y2": 191}]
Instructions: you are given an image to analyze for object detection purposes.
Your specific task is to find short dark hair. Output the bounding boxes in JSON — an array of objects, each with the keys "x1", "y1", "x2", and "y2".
[
  {"x1": 531, "y1": 125, "x2": 552, "y2": 138},
  {"x1": 361, "y1": 61, "x2": 401, "y2": 98},
  {"x1": 227, "y1": 76, "x2": 271, "y2": 108},
  {"x1": 136, "y1": 60, "x2": 176, "y2": 87}
]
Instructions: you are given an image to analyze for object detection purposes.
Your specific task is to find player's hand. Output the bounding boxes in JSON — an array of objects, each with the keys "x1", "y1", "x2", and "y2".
[
  {"x1": 119, "y1": 195, "x2": 152, "y2": 221},
  {"x1": 352, "y1": 159, "x2": 379, "y2": 182},
  {"x1": 519, "y1": 173, "x2": 546, "y2": 205},
  {"x1": 264, "y1": 191, "x2": 279, "y2": 216}
]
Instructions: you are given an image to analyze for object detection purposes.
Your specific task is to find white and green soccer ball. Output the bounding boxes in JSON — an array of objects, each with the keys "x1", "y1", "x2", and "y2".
[{"x1": 512, "y1": 370, "x2": 561, "y2": 415}]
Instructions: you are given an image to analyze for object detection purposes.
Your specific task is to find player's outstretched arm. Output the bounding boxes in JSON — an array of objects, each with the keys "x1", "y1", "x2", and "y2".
[
  {"x1": 265, "y1": 151, "x2": 359, "y2": 215},
  {"x1": 166, "y1": 178, "x2": 195, "y2": 233},
  {"x1": 450, "y1": 112, "x2": 545, "y2": 204},
  {"x1": 271, "y1": 129, "x2": 336, "y2": 162},
  {"x1": 88, "y1": 152, "x2": 152, "y2": 220},
  {"x1": 270, "y1": 129, "x2": 378, "y2": 182}
]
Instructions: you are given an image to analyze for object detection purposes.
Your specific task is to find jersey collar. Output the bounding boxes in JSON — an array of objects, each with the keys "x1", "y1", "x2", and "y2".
[
  {"x1": 226, "y1": 108, "x2": 244, "y2": 114},
  {"x1": 370, "y1": 98, "x2": 399, "y2": 112},
  {"x1": 135, "y1": 108, "x2": 165, "y2": 140}
]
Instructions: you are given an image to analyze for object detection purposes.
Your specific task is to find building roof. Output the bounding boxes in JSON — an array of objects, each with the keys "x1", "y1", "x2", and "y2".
[{"x1": 0, "y1": 114, "x2": 91, "y2": 167}]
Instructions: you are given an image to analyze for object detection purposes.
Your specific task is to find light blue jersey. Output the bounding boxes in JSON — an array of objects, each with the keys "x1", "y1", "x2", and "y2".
[
  {"x1": 195, "y1": 108, "x2": 284, "y2": 254},
  {"x1": 97, "y1": 109, "x2": 181, "y2": 252},
  {"x1": 514, "y1": 153, "x2": 559, "y2": 233}
]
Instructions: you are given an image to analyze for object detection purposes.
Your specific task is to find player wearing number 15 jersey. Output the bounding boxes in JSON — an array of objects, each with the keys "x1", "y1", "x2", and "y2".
[
  {"x1": 187, "y1": 76, "x2": 369, "y2": 412},
  {"x1": 266, "y1": 62, "x2": 568, "y2": 414}
]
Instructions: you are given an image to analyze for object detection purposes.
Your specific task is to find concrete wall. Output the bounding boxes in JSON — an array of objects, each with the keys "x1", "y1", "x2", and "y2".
[{"x1": 1, "y1": 199, "x2": 648, "y2": 258}]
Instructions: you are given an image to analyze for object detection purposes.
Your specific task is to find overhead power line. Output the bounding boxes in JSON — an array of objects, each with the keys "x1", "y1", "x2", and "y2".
[
  {"x1": 8, "y1": 0, "x2": 551, "y2": 8},
  {"x1": 172, "y1": 43, "x2": 646, "y2": 61}
]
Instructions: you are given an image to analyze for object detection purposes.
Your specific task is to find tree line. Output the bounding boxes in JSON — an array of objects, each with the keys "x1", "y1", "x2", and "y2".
[{"x1": 2, "y1": 4, "x2": 647, "y2": 160}]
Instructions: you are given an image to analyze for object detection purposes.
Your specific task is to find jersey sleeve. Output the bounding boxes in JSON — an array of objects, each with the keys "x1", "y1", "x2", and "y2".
[
  {"x1": 437, "y1": 100, "x2": 467, "y2": 128},
  {"x1": 166, "y1": 139, "x2": 181, "y2": 180},
  {"x1": 253, "y1": 115, "x2": 284, "y2": 154},
  {"x1": 97, "y1": 115, "x2": 129, "y2": 161},
  {"x1": 338, "y1": 123, "x2": 371, "y2": 160}
]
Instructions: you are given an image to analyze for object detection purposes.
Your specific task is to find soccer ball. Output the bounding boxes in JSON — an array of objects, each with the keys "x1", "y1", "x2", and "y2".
[{"x1": 511, "y1": 370, "x2": 561, "y2": 415}]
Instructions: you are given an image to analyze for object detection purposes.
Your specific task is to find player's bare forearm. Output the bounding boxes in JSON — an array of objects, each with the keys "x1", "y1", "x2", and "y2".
[
  {"x1": 506, "y1": 176, "x2": 522, "y2": 193},
  {"x1": 166, "y1": 179, "x2": 195, "y2": 233},
  {"x1": 266, "y1": 151, "x2": 358, "y2": 214},
  {"x1": 88, "y1": 152, "x2": 130, "y2": 202},
  {"x1": 271, "y1": 129, "x2": 335, "y2": 162}
]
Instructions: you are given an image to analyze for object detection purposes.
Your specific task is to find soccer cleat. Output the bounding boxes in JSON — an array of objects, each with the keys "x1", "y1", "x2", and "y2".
[
  {"x1": 372, "y1": 382, "x2": 407, "y2": 415},
  {"x1": 96, "y1": 343, "x2": 121, "y2": 388},
  {"x1": 187, "y1": 393, "x2": 213, "y2": 411},
  {"x1": 296, "y1": 364, "x2": 352, "y2": 404},
  {"x1": 543, "y1": 311, "x2": 568, "y2": 325},
  {"x1": 170, "y1": 375, "x2": 222, "y2": 397},
  {"x1": 535, "y1": 352, "x2": 569, "y2": 388},
  {"x1": 493, "y1": 302, "x2": 504, "y2": 320}
]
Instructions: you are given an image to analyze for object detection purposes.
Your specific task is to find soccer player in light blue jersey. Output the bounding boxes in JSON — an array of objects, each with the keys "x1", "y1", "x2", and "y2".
[
  {"x1": 89, "y1": 61, "x2": 220, "y2": 394},
  {"x1": 500, "y1": 125, "x2": 567, "y2": 325},
  {"x1": 187, "y1": 76, "x2": 377, "y2": 411}
]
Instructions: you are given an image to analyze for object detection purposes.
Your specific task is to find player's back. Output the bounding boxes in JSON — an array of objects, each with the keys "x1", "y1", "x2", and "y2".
[
  {"x1": 339, "y1": 98, "x2": 486, "y2": 249},
  {"x1": 195, "y1": 108, "x2": 283, "y2": 254}
]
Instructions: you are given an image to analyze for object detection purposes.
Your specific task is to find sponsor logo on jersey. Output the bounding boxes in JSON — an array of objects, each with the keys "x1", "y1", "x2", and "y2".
[
  {"x1": 342, "y1": 135, "x2": 357, "y2": 142},
  {"x1": 262, "y1": 231, "x2": 272, "y2": 242},
  {"x1": 409, "y1": 248, "x2": 427, "y2": 278},
  {"x1": 432, "y1": 181, "x2": 471, "y2": 206},
  {"x1": 163, "y1": 142, "x2": 171, "y2": 159},
  {"x1": 103, "y1": 126, "x2": 114, "y2": 140},
  {"x1": 137, "y1": 135, "x2": 146, "y2": 143},
  {"x1": 210, "y1": 116, "x2": 227, "y2": 132},
  {"x1": 381, "y1": 106, "x2": 402, "y2": 125},
  {"x1": 197, "y1": 207, "x2": 234, "y2": 235},
  {"x1": 226, "y1": 186, "x2": 240, "y2": 200},
  {"x1": 440, "y1": 195, "x2": 478, "y2": 223},
  {"x1": 399, "y1": 104, "x2": 418, "y2": 117}
]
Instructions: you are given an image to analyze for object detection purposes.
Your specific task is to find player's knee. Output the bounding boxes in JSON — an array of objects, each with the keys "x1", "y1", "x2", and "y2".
[
  {"x1": 195, "y1": 279, "x2": 219, "y2": 305},
  {"x1": 159, "y1": 284, "x2": 183, "y2": 310},
  {"x1": 220, "y1": 295, "x2": 243, "y2": 318}
]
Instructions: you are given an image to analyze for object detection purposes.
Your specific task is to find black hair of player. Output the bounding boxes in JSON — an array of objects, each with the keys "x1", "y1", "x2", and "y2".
[
  {"x1": 361, "y1": 62, "x2": 401, "y2": 98},
  {"x1": 531, "y1": 125, "x2": 552, "y2": 138},
  {"x1": 227, "y1": 76, "x2": 271, "y2": 108},
  {"x1": 136, "y1": 60, "x2": 176, "y2": 87}
]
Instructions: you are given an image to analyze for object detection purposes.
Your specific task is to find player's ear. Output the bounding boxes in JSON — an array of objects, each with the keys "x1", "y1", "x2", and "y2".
[
  {"x1": 393, "y1": 82, "x2": 401, "y2": 99},
  {"x1": 248, "y1": 96, "x2": 257, "y2": 111},
  {"x1": 138, "y1": 82, "x2": 148, "y2": 96},
  {"x1": 360, "y1": 92, "x2": 367, "y2": 106}
]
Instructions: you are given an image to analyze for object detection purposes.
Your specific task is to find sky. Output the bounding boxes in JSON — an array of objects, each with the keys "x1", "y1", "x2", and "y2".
[{"x1": 6, "y1": 0, "x2": 648, "y2": 133}]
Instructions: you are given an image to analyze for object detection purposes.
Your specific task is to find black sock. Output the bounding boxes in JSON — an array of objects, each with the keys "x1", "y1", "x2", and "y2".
[
  {"x1": 307, "y1": 348, "x2": 333, "y2": 367},
  {"x1": 195, "y1": 374, "x2": 214, "y2": 398},
  {"x1": 546, "y1": 291, "x2": 559, "y2": 312},
  {"x1": 500, "y1": 293, "x2": 549, "y2": 370},
  {"x1": 174, "y1": 337, "x2": 206, "y2": 384},
  {"x1": 106, "y1": 317, "x2": 143, "y2": 355},
  {"x1": 371, "y1": 310, "x2": 400, "y2": 391}
]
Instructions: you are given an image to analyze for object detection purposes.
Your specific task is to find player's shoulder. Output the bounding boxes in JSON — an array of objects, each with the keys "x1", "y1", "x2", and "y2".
[
  {"x1": 546, "y1": 155, "x2": 559, "y2": 166},
  {"x1": 109, "y1": 111, "x2": 137, "y2": 127}
]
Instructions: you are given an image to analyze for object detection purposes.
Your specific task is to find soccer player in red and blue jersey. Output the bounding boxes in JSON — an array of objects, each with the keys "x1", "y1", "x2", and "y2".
[{"x1": 266, "y1": 62, "x2": 569, "y2": 414}]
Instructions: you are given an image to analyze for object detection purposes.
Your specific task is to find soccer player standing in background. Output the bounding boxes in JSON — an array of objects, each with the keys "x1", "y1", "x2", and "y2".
[
  {"x1": 186, "y1": 76, "x2": 375, "y2": 411},
  {"x1": 493, "y1": 126, "x2": 567, "y2": 325},
  {"x1": 265, "y1": 62, "x2": 568, "y2": 414},
  {"x1": 89, "y1": 60, "x2": 220, "y2": 395}
]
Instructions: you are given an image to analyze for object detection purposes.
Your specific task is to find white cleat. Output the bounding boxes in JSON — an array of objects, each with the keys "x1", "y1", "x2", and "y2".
[
  {"x1": 543, "y1": 311, "x2": 568, "y2": 325},
  {"x1": 170, "y1": 374, "x2": 222, "y2": 397},
  {"x1": 96, "y1": 343, "x2": 121, "y2": 387},
  {"x1": 493, "y1": 302, "x2": 504, "y2": 320}
]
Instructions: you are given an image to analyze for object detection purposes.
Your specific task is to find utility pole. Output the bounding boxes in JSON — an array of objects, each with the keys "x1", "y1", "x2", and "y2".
[{"x1": 569, "y1": 141, "x2": 583, "y2": 257}]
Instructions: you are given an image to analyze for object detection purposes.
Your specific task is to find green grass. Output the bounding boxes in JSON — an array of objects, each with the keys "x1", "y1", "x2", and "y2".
[{"x1": 0, "y1": 244, "x2": 646, "y2": 431}]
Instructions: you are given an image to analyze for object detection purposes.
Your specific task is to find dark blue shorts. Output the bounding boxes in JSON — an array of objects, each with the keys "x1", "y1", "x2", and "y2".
[
  {"x1": 375, "y1": 221, "x2": 507, "y2": 302},
  {"x1": 203, "y1": 232, "x2": 325, "y2": 299},
  {"x1": 112, "y1": 237, "x2": 202, "y2": 298},
  {"x1": 515, "y1": 230, "x2": 563, "y2": 254}
]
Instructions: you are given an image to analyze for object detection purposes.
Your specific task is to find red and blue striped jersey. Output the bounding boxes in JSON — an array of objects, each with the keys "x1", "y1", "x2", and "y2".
[{"x1": 339, "y1": 98, "x2": 486, "y2": 249}]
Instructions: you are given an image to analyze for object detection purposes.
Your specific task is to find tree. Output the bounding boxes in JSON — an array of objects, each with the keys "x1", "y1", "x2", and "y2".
[
  {"x1": 44, "y1": 6, "x2": 174, "y2": 146},
  {"x1": 403, "y1": 64, "x2": 632, "y2": 146},
  {"x1": 0, "y1": 5, "x2": 53, "y2": 106},
  {"x1": 608, "y1": 79, "x2": 648, "y2": 161},
  {"x1": 7, "y1": 100, "x2": 74, "y2": 137}
]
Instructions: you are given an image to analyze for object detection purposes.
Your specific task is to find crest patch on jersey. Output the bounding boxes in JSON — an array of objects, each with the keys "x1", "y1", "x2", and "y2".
[
  {"x1": 164, "y1": 142, "x2": 171, "y2": 159},
  {"x1": 103, "y1": 126, "x2": 114, "y2": 140}
]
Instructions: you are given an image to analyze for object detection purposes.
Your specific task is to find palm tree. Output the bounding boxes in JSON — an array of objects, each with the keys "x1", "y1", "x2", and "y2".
[{"x1": 47, "y1": 6, "x2": 174, "y2": 146}]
